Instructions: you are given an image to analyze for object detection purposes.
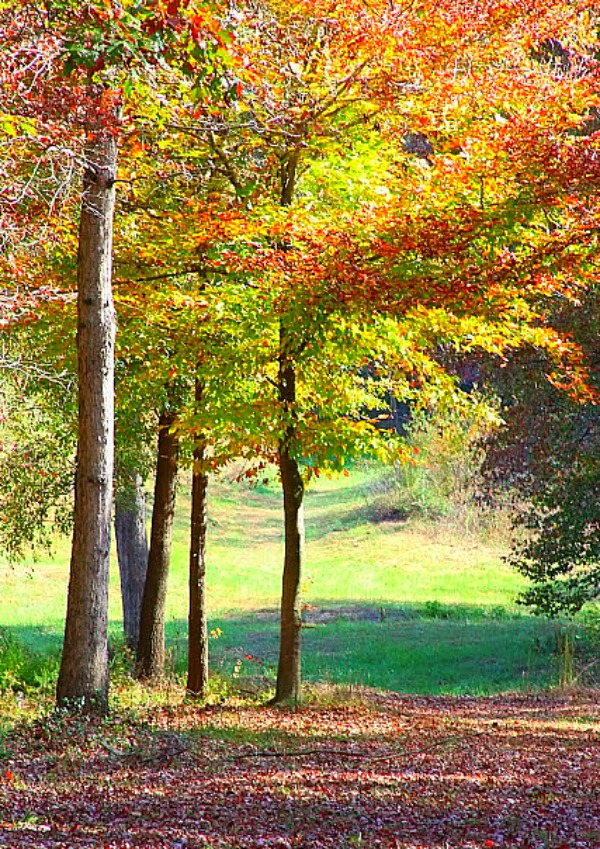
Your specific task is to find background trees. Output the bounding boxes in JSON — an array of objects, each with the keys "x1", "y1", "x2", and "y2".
[{"x1": 482, "y1": 287, "x2": 600, "y2": 617}]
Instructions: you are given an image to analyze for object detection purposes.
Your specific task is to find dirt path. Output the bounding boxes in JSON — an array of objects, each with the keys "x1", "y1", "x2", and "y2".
[{"x1": 1, "y1": 689, "x2": 598, "y2": 848}]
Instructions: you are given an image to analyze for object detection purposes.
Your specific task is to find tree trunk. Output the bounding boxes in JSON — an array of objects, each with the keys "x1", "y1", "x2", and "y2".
[
  {"x1": 272, "y1": 334, "x2": 305, "y2": 704},
  {"x1": 56, "y1": 131, "x2": 117, "y2": 713},
  {"x1": 135, "y1": 410, "x2": 178, "y2": 680},
  {"x1": 115, "y1": 472, "x2": 148, "y2": 651},
  {"x1": 186, "y1": 398, "x2": 209, "y2": 697},
  {"x1": 274, "y1": 441, "x2": 304, "y2": 703}
]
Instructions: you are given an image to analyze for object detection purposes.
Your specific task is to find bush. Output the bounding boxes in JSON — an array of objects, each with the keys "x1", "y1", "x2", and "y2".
[
  {"x1": 481, "y1": 290, "x2": 600, "y2": 619},
  {"x1": 573, "y1": 605, "x2": 600, "y2": 685},
  {"x1": 371, "y1": 399, "x2": 507, "y2": 536},
  {"x1": 0, "y1": 630, "x2": 58, "y2": 693}
]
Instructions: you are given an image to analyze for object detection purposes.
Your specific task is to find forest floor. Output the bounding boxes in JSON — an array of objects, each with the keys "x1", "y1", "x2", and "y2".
[{"x1": 0, "y1": 687, "x2": 598, "y2": 849}]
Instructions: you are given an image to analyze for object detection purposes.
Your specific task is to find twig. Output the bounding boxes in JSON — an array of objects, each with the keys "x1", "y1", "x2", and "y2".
[
  {"x1": 99, "y1": 733, "x2": 188, "y2": 763},
  {"x1": 99, "y1": 739, "x2": 130, "y2": 758}
]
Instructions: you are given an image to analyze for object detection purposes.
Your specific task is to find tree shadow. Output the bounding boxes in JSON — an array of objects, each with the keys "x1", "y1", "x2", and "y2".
[
  {"x1": 1, "y1": 692, "x2": 598, "y2": 848},
  {"x1": 164, "y1": 602, "x2": 561, "y2": 697},
  {"x1": 2, "y1": 603, "x2": 563, "y2": 698}
]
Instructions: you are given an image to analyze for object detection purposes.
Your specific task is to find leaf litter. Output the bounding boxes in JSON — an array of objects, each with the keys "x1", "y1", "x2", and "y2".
[{"x1": 0, "y1": 689, "x2": 598, "y2": 848}]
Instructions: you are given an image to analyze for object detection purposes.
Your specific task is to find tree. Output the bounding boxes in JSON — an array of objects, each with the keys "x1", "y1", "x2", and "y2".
[
  {"x1": 483, "y1": 288, "x2": 600, "y2": 617},
  {"x1": 460, "y1": 25, "x2": 600, "y2": 617},
  {"x1": 114, "y1": 473, "x2": 149, "y2": 651},
  {"x1": 176, "y1": 0, "x2": 420, "y2": 704},
  {"x1": 186, "y1": 381, "x2": 209, "y2": 696},
  {"x1": 56, "y1": 115, "x2": 118, "y2": 712},
  {"x1": 196, "y1": 0, "x2": 600, "y2": 701},
  {"x1": 136, "y1": 407, "x2": 179, "y2": 679},
  {"x1": 0, "y1": 0, "x2": 123, "y2": 710}
]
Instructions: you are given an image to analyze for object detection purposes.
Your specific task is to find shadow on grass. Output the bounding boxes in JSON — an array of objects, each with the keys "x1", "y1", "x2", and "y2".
[
  {"x1": 2, "y1": 602, "x2": 568, "y2": 698},
  {"x1": 1, "y1": 623, "x2": 64, "y2": 656},
  {"x1": 192, "y1": 478, "x2": 405, "y2": 549},
  {"x1": 162, "y1": 601, "x2": 564, "y2": 697},
  {"x1": 305, "y1": 497, "x2": 409, "y2": 541}
]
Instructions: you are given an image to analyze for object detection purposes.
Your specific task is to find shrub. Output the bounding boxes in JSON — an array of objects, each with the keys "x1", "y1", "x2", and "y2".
[
  {"x1": 0, "y1": 630, "x2": 58, "y2": 694},
  {"x1": 371, "y1": 399, "x2": 507, "y2": 536}
]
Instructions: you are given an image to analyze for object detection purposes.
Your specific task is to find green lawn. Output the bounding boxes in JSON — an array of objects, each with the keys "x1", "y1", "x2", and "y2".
[{"x1": 0, "y1": 465, "x2": 570, "y2": 694}]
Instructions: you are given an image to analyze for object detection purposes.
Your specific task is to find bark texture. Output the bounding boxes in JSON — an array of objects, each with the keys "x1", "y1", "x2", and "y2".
[
  {"x1": 115, "y1": 473, "x2": 148, "y2": 650},
  {"x1": 135, "y1": 410, "x2": 179, "y2": 680},
  {"x1": 56, "y1": 132, "x2": 117, "y2": 713},
  {"x1": 273, "y1": 338, "x2": 304, "y2": 704},
  {"x1": 186, "y1": 416, "x2": 209, "y2": 697}
]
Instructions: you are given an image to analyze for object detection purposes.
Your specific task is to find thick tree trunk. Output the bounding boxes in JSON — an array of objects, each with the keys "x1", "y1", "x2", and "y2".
[
  {"x1": 115, "y1": 473, "x2": 148, "y2": 651},
  {"x1": 56, "y1": 131, "x2": 117, "y2": 713},
  {"x1": 186, "y1": 410, "x2": 209, "y2": 697},
  {"x1": 272, "y1": 338, "x2": 305, "y2": 704},
  {"x1": 135, "y1": 410, "x2": 178, "y2": 680}
]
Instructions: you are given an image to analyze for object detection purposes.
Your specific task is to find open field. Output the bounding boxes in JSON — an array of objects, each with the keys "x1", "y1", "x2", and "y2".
[{"x1": 1, "y1": 465, "x2": 584, "y2": 696}]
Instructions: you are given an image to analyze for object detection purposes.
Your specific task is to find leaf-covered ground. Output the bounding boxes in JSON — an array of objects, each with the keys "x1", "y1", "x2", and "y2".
[{"x1": 1, "y1": 689, "x2": 598, "y2": 848}]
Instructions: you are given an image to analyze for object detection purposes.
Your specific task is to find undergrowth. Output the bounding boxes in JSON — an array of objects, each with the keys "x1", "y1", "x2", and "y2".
[{"x1": 365, "y1": 402, "x2": 515, "y2": 541}]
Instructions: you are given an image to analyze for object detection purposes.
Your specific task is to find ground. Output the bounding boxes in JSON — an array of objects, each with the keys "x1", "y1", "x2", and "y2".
[{"x1": 1, "y1": 688, "x2": 598, "y2": 848}]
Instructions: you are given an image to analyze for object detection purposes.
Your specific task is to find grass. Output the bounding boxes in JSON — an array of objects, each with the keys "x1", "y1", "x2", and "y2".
[
  {"x1": 161, "y1": 608, "x2": 560, "y2": 696},
  {"x1": 0, "y1": 463, "x2": 589, "y2": 697}
]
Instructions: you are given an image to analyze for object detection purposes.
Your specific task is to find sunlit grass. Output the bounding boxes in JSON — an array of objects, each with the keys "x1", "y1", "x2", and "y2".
[{"x1": 1, "y1": 465, "x2": 523, "y2": 623}]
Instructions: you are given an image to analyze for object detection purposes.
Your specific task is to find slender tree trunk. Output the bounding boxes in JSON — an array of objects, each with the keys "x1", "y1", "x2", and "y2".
[
  {"x1": 271, "y1": 159, "x2": 305, "y2": 705},
  {"x1": 274, "y1": 441, "x2": 304, "y2": 703},
  {"x1": 56, "y1": 131, "x2": 117, "y2": 713},
  {"x1": 135, "y1": 410, "x2": 178, "y2": 680},
  {"x1": 115, "y1": 472, "x2": 148, "y2": 651},
  {"x1": 187, "y1": 387, "x2": 209, "y2": 696},
  {"x1": 272, "y1": 332, "x2": 305, "y2": 704}
]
